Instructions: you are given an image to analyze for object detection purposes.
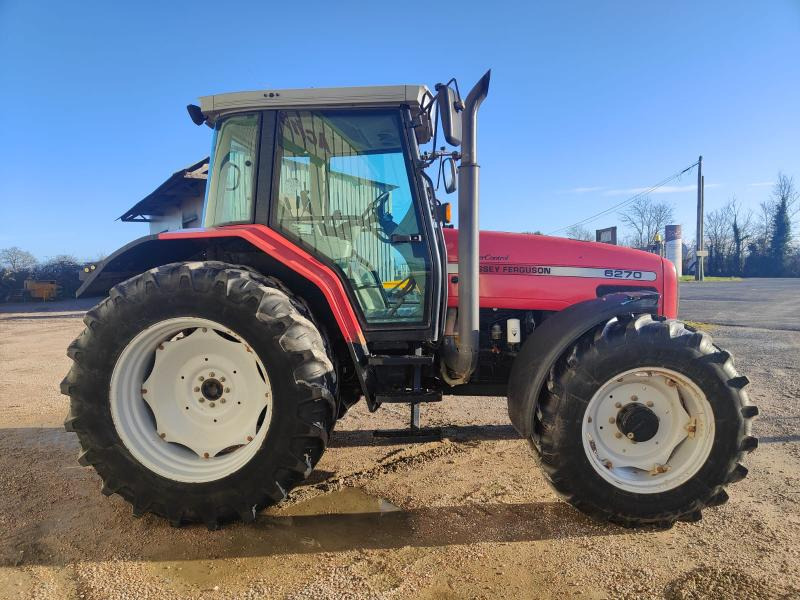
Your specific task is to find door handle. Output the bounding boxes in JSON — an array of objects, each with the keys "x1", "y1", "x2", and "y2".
[{"x1": 390, "y1": 233, "x2": 422, "y2": 243}]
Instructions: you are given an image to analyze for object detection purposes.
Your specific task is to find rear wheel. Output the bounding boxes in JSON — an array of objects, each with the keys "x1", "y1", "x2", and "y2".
[
  {"x1": 62, "y1": 262, "x2": 336, "y2": 528},
  {"x1": 532, "y1": 315, "x2": 757, "y2": 527}
]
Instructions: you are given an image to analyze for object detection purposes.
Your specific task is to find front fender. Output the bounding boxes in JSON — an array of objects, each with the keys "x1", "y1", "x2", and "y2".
[{"x1": 507, "y1": 291, "x2": 660, "y2": 437}]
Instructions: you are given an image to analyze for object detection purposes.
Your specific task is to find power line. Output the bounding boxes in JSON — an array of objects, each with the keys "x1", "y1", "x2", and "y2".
[{"x1": 549, "y1": 161, "x2": 699, "y2": 235}]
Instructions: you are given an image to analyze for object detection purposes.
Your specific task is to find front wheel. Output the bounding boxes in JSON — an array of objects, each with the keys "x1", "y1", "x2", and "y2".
[{"x1": 532, "y1": 315, "x2": 758, "y2": 527}]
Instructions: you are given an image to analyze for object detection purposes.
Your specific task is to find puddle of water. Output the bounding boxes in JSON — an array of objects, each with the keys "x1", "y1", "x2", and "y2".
[
  {"x1": 146, "y1": 487, "x2": 409, "y2": 589},
  {"x1": 276, "y1": 487, "x2": 401, "y2": 517}
]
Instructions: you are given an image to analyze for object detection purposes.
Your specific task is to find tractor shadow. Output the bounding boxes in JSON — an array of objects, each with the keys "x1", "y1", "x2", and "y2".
[
  {"x1": 330, "y1": 423, "x2": 521, "y2": 447},
  {"x1": 2, "y1": 426, "x2": 627, "y2": 568},
  {"x1": 148, "y1": 494, "x2": 625, "y2": 564}
]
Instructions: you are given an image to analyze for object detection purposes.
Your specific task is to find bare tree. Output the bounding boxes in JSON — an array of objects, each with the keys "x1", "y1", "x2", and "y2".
[
  {"x1": 565, "y1": 224, "x2": 594, "y2": 241},
  {"x1": 618, "y1": 197, "x2": 675, "y2": 248},
  {"x1": 774, "y1": 172, "x2": 799, "y2": 220},
  {"x1": 728, "y1": 199, "x2": 753, "y2": 276},
  {"x1": 751, "y1": 199, "x2": 773, "y2": 254},
  {"x1": 705, "y1": 206, "x2": 732, "y2": 275},
  {"x1": 0, "y1": 247, "x2": 38, "y2": 272}
]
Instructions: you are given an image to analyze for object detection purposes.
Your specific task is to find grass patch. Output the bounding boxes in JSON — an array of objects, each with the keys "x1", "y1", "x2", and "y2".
[
  {"x1": 684, "y1": 320, "x2": 717, "y2": 333},
  {"x1": 679, "y1": 276, "x2": 743, "y2": 282}
]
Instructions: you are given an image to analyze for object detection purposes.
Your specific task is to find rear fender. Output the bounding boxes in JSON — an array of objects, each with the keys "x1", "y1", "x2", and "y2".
[
  {"x1": 507, "y1": 292, "x2": 660, "y2": 437},
  {"x1": 78, "y1": 234, "x2": 198, "y2": 298},
  {"x1": 77, "y1": 230, "x2": 371, "y2": 402}
]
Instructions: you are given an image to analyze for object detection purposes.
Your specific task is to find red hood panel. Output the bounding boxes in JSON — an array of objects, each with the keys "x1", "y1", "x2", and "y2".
[{"x1": 444, "y1": 229, "x2": 671, "y2": 315}]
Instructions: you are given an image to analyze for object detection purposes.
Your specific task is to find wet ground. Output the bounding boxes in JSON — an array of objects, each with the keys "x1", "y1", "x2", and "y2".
[{"x1": 0, "y1": 283, "x2": 799, "y2": 599}]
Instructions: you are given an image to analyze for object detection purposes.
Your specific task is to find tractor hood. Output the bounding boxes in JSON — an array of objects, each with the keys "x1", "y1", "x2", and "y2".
[{"x1": 443, "y1": 229, "x2": 676, "y2": 316}]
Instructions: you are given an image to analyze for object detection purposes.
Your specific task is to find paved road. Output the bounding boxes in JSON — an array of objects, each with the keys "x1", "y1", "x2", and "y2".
[{"x1": 680, "y1": 278, "x2": 800, "y2": 331}]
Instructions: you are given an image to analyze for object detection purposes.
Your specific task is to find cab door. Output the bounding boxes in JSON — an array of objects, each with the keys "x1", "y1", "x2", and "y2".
[{"x1": 270, "y1": 108, "x2": 438, "y2": 339}]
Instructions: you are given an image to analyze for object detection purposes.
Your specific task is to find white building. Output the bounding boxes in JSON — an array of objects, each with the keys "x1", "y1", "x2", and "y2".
[{"x1": 120, "y1": 158, "x2": 209, "y2": 233}]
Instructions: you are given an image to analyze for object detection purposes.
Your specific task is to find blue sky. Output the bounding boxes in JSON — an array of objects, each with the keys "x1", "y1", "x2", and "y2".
[{"x1": 1, "y1": 1, "x2": 798, "y2": 260}]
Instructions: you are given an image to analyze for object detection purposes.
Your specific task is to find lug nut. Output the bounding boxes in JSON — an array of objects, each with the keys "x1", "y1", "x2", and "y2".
[
  {"x1": 199, "y1": 398, "x2": 205, "y2": 403},
  {"x1": 220, "y1": 377, "x2": 226, "y2": 382},
  {"x1": 646, "y1": 400, "x2": 654, "y2": 407},
  {"x1": 199, "y1": 376, "x2": 205, "y2": 381},
  {"x1": 194, "y1": 386, "x2": 200, "y2": 392},
  {"x1": 225, "y1": 387, "x2": 230, "y2": 393},
  {"x1": 631, "y1": 395, "x2": 638, "y2": 402},
  {"x1": 615, "y1": 432, "x2": 623, "y2": 439},
  {"x1": 209, "y1": 372, "x2": 215, "y2": 377},
  {"x1": 220, "y1": 398, "x2": 226, "y2": 404},
  {"x1": 608, "y1": 417, "x2": 615, "y2": 424},
  {"x1": 614, "y1": 402, "x2": 622, "y2": 408},
  {"x1": 209, "y1": 402, "x2": 215, "y2": 408}
]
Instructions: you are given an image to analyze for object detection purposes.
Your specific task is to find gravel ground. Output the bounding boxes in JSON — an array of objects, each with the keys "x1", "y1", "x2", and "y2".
[{"x1": 0, "y1": 285, "x2": 798, "y2": 599}]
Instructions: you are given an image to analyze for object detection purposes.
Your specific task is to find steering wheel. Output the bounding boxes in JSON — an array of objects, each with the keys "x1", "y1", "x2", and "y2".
[
  {"x1": 360, "y1": 191, "x2": 397, "y2": 242},
  {"x1": 360, "y1": 191, "x2": 390, "y2": 222},
  {"x1": 387, "y1": 276, "x2": 418, "y2": 317}
]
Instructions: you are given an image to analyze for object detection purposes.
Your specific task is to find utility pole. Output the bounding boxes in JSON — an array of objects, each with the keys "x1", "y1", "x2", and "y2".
[{"x1": 695, "y1": 156, "x2": 705, "y2": 281}]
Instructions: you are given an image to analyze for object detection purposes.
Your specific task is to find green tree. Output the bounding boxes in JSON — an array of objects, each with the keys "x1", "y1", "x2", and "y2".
[
  {"x1": 768, "y1": 174, "x2": 797, "y2": 276},
  {"x1": 769, "y1": 197, "x2": 791, "y2": 276}
]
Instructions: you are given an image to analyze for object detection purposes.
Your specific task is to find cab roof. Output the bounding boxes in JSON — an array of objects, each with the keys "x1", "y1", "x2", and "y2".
[{"x1": 199, "y1": 85, "x2": 431, "y2": 123}]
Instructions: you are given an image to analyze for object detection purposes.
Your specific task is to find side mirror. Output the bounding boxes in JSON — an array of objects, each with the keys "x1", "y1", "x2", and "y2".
[
  {"x1": 442, "y1": 157, "x2": 457, "y2": 194},
  {"x1": 187, "y1": 104, "x2": 206, "y2": 126},
  {"x1": 436, "y1": 86, "x2": 462, "y2": 146}
]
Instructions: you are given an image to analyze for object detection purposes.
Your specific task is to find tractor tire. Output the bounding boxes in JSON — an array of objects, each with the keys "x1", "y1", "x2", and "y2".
[
  {"x1": 62, "y1": 262, "x2": 336, "y2": 529},
  {"x1": 530, "y1": 314, "x2": 757, "y2": 528}
]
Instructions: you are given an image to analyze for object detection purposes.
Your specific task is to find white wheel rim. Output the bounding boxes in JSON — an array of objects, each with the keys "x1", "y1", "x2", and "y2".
[
  {"x1": 581, "y1": 367, "x2": 715, "y2": 493},
  {"x1": 110, "y1": 317, "x2": 272, "y2": 483}
]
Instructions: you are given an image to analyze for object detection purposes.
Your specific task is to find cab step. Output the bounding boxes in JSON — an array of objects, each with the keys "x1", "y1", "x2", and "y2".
[
  {"x1": 373, "y1": 402, "x2": 443, "y2": 442},
  {"x1": 375, "y1": 389, "x2": 442, "y2": 404},
  {"x1": 368, "y1": 355, "x2": 435, "y2": 366}
]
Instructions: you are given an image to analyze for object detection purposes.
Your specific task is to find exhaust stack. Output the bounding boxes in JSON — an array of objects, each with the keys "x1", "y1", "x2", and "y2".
[{"x1": 441, "y1": 70, "x2": 491, "y2": 385}]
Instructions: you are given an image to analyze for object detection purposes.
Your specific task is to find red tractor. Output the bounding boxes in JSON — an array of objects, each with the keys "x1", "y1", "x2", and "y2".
[{"x1": 64, "y1": 72, "x2": 757, "y2": 529}]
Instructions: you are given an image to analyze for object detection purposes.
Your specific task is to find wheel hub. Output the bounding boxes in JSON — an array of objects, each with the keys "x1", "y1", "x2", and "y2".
[
  {"x1": 616, "y1": 402, "x2": 659, "y2": 442},
  {"x1": 201, "y1": 378, "x2": 224, "y2": 401}
]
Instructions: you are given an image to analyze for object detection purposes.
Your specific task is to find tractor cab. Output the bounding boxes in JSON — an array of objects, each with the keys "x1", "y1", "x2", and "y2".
[{"x1": 199, "y1": 88, "x2": 444, "y2": 337}]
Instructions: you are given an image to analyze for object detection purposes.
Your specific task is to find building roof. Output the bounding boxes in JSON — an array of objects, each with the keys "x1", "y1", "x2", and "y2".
[
  {"x1": 119, "y1": 157, "x2": 208, "y2": 222},
  {"x1": 199, "y1": 85, "x2": 431, "y2": 123}
]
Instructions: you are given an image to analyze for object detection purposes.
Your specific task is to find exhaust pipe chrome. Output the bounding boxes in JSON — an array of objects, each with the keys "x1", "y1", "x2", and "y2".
[{"x1": 441, "y1": 70, "x2": 491, "y2": 385}]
